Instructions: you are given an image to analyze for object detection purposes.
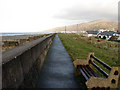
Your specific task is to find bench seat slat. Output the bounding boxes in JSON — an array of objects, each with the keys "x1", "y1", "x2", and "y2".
[
  {"x1": 82, "y1": 66, "x2": 91, "y2": 78},
  {"x1": 86, "y1": 65, "x2": 98, "y2": 77},
  {"x1": 79, "y1": 67, "x2": 89, "y2": 80},
  {"x1": 84, "y1": 66, "x2": 94, "y2": 77}
]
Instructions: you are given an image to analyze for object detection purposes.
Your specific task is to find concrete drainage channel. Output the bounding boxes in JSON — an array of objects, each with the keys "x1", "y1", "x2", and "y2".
[{"x1": 37, "y1": 35, "x2": 80, "y2": 88}]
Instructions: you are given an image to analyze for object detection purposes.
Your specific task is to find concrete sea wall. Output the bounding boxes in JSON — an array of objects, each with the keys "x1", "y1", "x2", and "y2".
[{"x1": 2, "y1": 34, "x2": 55, "y2": 88}]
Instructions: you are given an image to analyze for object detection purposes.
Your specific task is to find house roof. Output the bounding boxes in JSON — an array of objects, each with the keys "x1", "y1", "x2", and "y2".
[
  {"x1": 98, "y1": 31, "x2": 115, "y2": 36},
  {"x1": 114, "y1": 32, "x2": 120, "y2": 34},
  {"x1": 86, "y1": 31, "x2": 98, "y2": 35}
]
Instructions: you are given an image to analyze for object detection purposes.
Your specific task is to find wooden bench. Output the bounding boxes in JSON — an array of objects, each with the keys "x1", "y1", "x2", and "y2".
[{"x1": 73, "y1": 53, "x2": 119, "y2": 89}]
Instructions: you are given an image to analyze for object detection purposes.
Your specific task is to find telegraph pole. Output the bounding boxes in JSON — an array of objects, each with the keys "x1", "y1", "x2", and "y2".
[
  {"x1": 77, "y1": 24, "x2": 78, "y2": 33},
  {"x1": 65, "y1": 26, "x2": 66, "y2": 33}
]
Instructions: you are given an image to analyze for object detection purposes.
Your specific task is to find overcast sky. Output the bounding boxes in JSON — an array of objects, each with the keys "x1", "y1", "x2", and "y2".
[{"x1": 0, "y1": 0, "x2": 119, "y2": 32}]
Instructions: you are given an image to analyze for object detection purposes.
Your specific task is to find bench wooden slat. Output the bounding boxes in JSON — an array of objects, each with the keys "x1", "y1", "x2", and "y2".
[
  {"x1": 86, "y1": 65, "x2": 98, "y2": 77},
  {"x1": 84, "y1": 66, "x2": 93, "y2": 77},
  {"x1": 84, "y1": 66, "x2": 97, "y2": 77},
  {"x1": 90, "y1": 55, "x2": 112, "y2": 70},
  {"x1": 79, "y1": 67, "x2": 89, "y2": 80},
  {"x1": 82, "y1": 66, "x2": 91, "y2": 78},
  {"x1": 89, "y1": 60, "x2": 109, "y2": 78}
]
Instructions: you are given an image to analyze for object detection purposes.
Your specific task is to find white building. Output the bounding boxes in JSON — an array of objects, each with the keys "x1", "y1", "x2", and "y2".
[
  {"x1": 98, "y1": 31, "x2": 115, "y2": 40},
  {"x1": 84, "y1": 31, "x2": 99, "y2": 37}
]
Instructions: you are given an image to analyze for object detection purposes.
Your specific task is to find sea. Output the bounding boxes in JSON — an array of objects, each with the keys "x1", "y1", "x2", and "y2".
[{"x1": 0, "y1": 32, "x2": 50, "y2": 36}]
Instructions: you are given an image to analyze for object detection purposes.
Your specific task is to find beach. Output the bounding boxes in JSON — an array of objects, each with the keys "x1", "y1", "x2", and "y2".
[
  {"x1": 2, "y1": 34, "x2": 42, "y2": 41},
  {"x1": 2, "y1": 34, "x2": 49, "y2": 52}
]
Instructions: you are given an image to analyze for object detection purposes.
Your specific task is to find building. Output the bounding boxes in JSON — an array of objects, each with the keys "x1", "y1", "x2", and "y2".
[
  {"x1": 84, "y1": 31, "x2": 99, "y2": 37},
  {"x1": 97, "y1": 31, "x2": 115, "y2": 40},
  {"x1": 98, "y1": 29, "x2": 106, "y2": 33},
  {"x1": 113, "y1": 32, "x2": 120, "y2": 37},
  {"x1": 111, "y1": 32, "x2": 120, "y2": 40}
]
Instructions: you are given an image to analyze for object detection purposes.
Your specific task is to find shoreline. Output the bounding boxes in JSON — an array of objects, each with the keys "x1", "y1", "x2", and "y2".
[
  {"x1": 2, "y1": 34, "x2": 42, "y2": 41},
  {"x1": 2, "y1": 34, "x2": 50, "y2": 52}
]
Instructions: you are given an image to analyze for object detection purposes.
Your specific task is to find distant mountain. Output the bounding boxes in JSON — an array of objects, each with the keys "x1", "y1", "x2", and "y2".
[
  {"x1": 45, "y1": 19, "x2": 118, "y2": 32},
  {"x1": 78, "y1": 19, "x2": 118, "y2": 31}
]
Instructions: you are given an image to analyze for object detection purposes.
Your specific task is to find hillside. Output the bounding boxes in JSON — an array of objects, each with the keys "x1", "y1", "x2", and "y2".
[{"x1": 46, "y1": 19, "x2": 118, "y2": 32}]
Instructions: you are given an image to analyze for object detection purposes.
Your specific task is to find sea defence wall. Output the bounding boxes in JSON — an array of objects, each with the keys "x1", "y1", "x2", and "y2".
[{"x1": 2, "y1": 34, "x2": 56, "y2": 88}]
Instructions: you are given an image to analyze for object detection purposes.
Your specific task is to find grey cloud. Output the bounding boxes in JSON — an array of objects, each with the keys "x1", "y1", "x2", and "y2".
[{"x1": 54, "y1": 5, "x2": 117, "y2": 21}]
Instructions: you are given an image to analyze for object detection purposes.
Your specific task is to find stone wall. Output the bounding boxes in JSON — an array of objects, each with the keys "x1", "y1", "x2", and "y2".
[{"x1": 2, "y1": 34, "x2": 56, "y2": 88}]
